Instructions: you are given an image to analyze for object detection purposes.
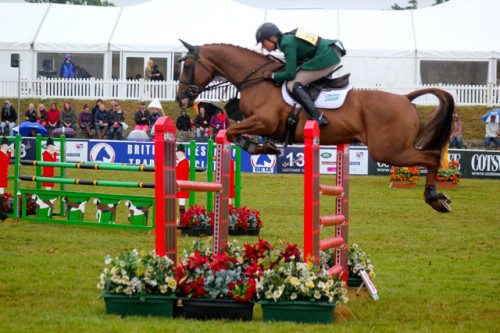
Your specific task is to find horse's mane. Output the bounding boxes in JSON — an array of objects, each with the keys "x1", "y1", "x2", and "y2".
[{"x1": 204, "y1": 43, "x2": 277, "y2": 63}]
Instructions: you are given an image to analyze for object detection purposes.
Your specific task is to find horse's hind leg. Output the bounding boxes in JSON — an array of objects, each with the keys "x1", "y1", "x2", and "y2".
[{"x1": 386, "y1": 148, "x2": 451, "y2": 213}]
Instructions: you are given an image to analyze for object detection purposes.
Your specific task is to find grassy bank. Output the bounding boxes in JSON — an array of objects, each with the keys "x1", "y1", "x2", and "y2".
[{"x1": 0, "y1": 172, "x2": 498, "y2": 332}]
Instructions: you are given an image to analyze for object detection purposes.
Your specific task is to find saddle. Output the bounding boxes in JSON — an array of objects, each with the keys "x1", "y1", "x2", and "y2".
[{"x1": 304, "y1": 73, "x2": 351, "y2": 101}]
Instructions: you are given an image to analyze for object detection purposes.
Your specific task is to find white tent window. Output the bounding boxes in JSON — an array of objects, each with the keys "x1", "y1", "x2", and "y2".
[
  {"x1": 150, "y1": 57, "x2": 168, "y2": 81},
  {"x1": 37, "y1": 53, "x2": 104, "y2": 79},
  {"x1": 126, "y1": 57, "x2": 144, "y2": 80},
  {"x1": 420, "y1": 60, "x2": 488, "y2": 85}
]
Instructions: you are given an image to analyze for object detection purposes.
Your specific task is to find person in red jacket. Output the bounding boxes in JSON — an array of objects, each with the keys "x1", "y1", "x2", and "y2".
[
  {"x1": 42, "y1": 137, "x2": 58, "y2": 189},
  {"x1": 0, "y1": 136, "x2": 14, "y2": 220},
  {"x1": 176, "y1": 144, "x2": 190, "y2": 216},
  {"x1": 47, "y1": 102, "x2": 61, "y2": 137}
]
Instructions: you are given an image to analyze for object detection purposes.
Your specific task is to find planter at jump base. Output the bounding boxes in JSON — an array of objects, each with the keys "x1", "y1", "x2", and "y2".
[
  {"x1": 181, "y1": 298, "x2": 254, "y2": 321},
  {"x1": 389, "y1": 181, "x2": 417, "y2": 188},
  {"x1": 178, "y1": 227, "x2": 260, "y2": 236},
  {"x1": 260, "y1": 301, "x2": 336, "y2": 324},
  {"x1": 436, "y1": 181, "x2": 459, "y2": 189},
  {"x1": 348, "y1": 274, "x2": 363, "y2": 287},
  {"x1": 101, "y1": 293, "x2": 177, "y2": 317}
]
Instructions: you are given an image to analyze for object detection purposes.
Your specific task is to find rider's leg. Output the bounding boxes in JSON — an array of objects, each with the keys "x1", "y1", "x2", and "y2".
[{"x1": 286, "y1": 65, "x2": 338, "y2": 127}]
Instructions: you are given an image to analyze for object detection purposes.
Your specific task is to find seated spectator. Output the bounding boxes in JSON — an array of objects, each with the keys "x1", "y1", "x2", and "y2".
[
  {"x1": 47, "y1": 102, "x2": 60, "y2": 137},
  {"x1": 193, "y1": 106, "x2": 210, "y2": 142},
  {"x1": 209, "y1": 108, "x2": 230, "y2": 139},
  {"x1": 38, "y1": 103, "x2": 48, "y2": 129},
  {"x1": 484, "y1": 115, "x2": 499, "y2": 150},
  {"x1": 449, "y1": 112, "x2": 462, "y2": 149},
  {"x1": 94, "y1": 103, "x2": 109, "y2": 139},
  {"x1": 149, "y1": 103, "x2": 164, "y2": 136},
  {"x1": 1, "y1": 101, "x2": 17, "y2": 137},
  {"x1": 134, "y1": 102, "x2": 150, "y2": 132},
  {"x1": 25, "y1": 103, "x2": 38, "y2": 123},
  {"x1": 78, "y1": 104, "x2": 93, "y2": 139},
  {"x1": 60, "y1": 102, "x2": 77, "y2": 131},
  {"x1": 176, "y1": 108, "x2": 192, "y2": 132},
  {"x1": 91, "y1": 99, "x2": 102, "y2": 121},
  {"x1": 108, "y1": 103, "x2": 125, "y2": 140}
]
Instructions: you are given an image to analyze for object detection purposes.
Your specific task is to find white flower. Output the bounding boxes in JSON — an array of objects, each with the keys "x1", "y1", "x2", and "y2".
[
  {"x1": 272, "y1": 289, "x2": 283, "y2": 301},
  {"x1": 159, "y1": 285, "x2": 168, "y2": 293},
  {"x1": 104, "y1": 256, "x2": 112, "y2": 265},
  {"x1": 290, "y1": 292, "x2": 298, "y2": 300},
  {"x1": 314, "y1": 290, "x2": 322, "y2": 299},
  {"x1": 265, "y1": 290, "x2": 273, "y2": 299},
  {"x1": 167, "y1": 278, "x2": 177, "y2": 290},
  {"x1": 97, "y1": 281, "x2": 104, "y2": 290},
  {"x1": 288, "y1": 277, "x2": 299, "y2": 287}
]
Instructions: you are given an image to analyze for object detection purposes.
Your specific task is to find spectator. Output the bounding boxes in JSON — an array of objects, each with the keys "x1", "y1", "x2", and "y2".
[
  {"x1": 449, "y1": 112, "x2": 462, "y2": 149},
  {"x1": 134, "y1": 102, "x2": 151, "y2": 132},
  {"x1": 91, "y1": 99, "x2": 102, "y2": 121},
  {"x1": 149, "y1": 102, "x2": 165, "y2": 136},
  {"x1": 25, "y1": 103, "x2": 38, "y2": 123},
  {"x1": 193, "y1": 106, "x2": 210, "y2": 141},
  {"x1": 60, "y1": 102, "x2": 77, "y2": 131},
  {"x1": 209, "y1": 108, "x2": 230, "y2": 139},
  {"x1": 47, "y1": 102, "x2": 60, "y2": 136},
  {"x1": 144, "y1": 60, "x2": 154, "y2": 81},
  {"x1": 78, "y1": 104, "x2": 93, "y2": 139},
  {"x1": 1, "y1": 101, "x2": 17, "y2": 137},
  {"x1": 484, "y1": 115, "x2": 499, "y2": 150},
  {"x1": 59, "y1": 54, "x2": 76, "y2": 79},
  {"x1": 38, "y1": 103, "x2": 48, "y2": 129},
  {"x1": 94, "y1": 103, "x2": 109, "y2": 139},
  {"x1": 108, "y1": 103, "x2": 125, "y2": 140},
  {"x1": 176, "y1": 108, "x2": 192, "y2": 132},
  {"x1": 107, "y1": 100, "x2": 117, "y2": 113},
  {"x1": 151, "y1": 64, "x2": 164, "y2": 81}
]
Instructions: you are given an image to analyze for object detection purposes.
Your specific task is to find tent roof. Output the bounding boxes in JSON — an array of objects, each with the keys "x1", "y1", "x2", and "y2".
[{"x1": 0, "y1": 3, "x2": 49, "y2": 50}]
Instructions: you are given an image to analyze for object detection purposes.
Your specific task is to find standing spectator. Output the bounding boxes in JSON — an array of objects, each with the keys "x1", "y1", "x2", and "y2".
[
  {"x1": 91, "y1": 99, "x2": 102, "y2": 121},
  {"x1": 176, "y1": 108, "x2": 192, "y2": 132},
  {"x1": 59, "y1": 102, "x2": 77, "y2": 131},
  {"x1": 1, "y1": 101, "x2": 17, "y2": 137},
  {"x1": 47, "y1": 102, "x2": 60, "y2": 137},
  {"x1": 144, "y1": 60, "x2": 154, "y2": 81},
  {"x1": 59, "y1": 54, "x2": 76, "y2": 79},
  {"x1": 38, "y1": 103, "x2": 48, "y2": 129},
  {"x1": 134, "y1": 102, "x2": 151, "y2": 132},
  {"x1": 108, "y1": 103, "x2": 125, "y2": 140},
  {"x1": 193, "y1": 106, "x2": 210, "y2": 142},
  {"x1": 25, "y1": 103, "x2": 38, "y2": 122},
  {"x1": 94, "y1": 103, "x2": 109, "y2": 139},
  {"x1": 484, "y1": 115, "x2": 499, "y2": 150},
  {"x1": 210, "y1": 108, "x2": 230, "y2": 139},
  {"x1": 449, "y1": 112, "x2": 462, "y2": 149},
  {"x1": 151, "y1": 64, "x2": 164, "y2": 81},
  {"x1": 78, "y1": 104, "x2": 93, "y2": 139}
]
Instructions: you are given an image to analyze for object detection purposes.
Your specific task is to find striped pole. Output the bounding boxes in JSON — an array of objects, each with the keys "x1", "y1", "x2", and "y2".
[
  {"x1": 19, "y1": 160, "x2": 155, "y2": 172},
  {"x1": 18, "y1": 175, "x2": 155, "y2": 188}
]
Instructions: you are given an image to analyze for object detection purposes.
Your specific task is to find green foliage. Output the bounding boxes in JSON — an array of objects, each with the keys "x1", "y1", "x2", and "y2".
[
  {"x1": 0, "y1": 173, "x2": 499, "y2": 331},
  {"x1": 391, "y1": 0, "x2": 418, "y2": 10},
  {"x1": 25, "y1": 0, "x2": 114, "y2": 6}
]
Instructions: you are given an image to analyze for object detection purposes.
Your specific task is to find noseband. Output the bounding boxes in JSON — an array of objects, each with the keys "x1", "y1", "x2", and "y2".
[{"x1": 178, "y1": 47, "x2": 213, "y2": 100}]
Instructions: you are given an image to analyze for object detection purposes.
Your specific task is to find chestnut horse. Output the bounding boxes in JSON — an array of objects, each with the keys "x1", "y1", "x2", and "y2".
[{"x1": 176, "y1": 42, "x2": 455, "y2": 213}]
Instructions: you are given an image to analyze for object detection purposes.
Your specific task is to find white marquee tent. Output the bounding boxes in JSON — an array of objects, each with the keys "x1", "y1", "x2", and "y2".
[{"x1": 0, "y1": 0, "x2": 498, "y2": 85}]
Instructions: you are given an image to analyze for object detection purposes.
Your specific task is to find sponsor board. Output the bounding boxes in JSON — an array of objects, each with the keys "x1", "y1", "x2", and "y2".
[{"x1": 66, "y1": 140, "x2": 88, "y2": 162}]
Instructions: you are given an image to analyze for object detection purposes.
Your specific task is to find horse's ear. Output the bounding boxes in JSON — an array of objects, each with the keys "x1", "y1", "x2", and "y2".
[{"x1": 179, "y1": 39, "x2": 196, "y2": 54}]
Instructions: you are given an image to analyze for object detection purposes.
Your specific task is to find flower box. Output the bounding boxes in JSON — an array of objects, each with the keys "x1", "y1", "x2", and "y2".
[
  {"x1": 389, "y1": 181, "x2": 417, "y2": 188},
  {"x1": 260, "y1": 301, "x2": 336, "y2": 324},
  {"x1": 436, "y1": 181, "x2": 458, "y2": 189},
  {"x1": 101, "y1": 294, "x2": 177, "y2": 317},
  {"x1": 181, "y1": 298, "x2": 254, "y2": 321},
  {"x1": 178, "y1": 226, "x2": 260, "y2": 236}
]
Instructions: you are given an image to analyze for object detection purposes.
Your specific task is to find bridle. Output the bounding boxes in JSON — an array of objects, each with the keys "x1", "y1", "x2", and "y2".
[{"x1": 177, "y1": 46, "x2": 284, "y2": 103}]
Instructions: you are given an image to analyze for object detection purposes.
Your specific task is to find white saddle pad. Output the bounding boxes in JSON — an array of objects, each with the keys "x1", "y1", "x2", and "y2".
[{"x1": 282, "y1": 83, "x2": 353, "y2": 109}]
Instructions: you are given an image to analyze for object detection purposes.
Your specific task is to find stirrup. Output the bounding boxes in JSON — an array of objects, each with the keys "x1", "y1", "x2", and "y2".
[{"x1": 315, "y1": 113, "x2": 329, "y2": 127}]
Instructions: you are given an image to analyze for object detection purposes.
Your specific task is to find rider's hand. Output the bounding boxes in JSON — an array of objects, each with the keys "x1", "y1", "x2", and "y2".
[{"x1": 262, "y1": 70, "x2": 274, "y2": 80}]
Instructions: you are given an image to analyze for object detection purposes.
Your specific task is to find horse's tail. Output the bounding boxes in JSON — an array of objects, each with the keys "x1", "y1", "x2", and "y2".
[{"x1": 406, "y1": 88, "x2": 455, "y2": 151}]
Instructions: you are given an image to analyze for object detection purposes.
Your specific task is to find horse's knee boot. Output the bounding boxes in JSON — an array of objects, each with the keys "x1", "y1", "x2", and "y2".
[
  {"x1": 292, "y1": 83, "x2": 329, "y2": 127},
  {"x1": 424, "y1": 185, "x2": 438, "y2": 204}
]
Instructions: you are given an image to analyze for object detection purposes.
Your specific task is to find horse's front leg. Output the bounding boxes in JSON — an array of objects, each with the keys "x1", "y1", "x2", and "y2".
[{"x1": 225, "y1": 117, "x2": 281, "y2": 155}]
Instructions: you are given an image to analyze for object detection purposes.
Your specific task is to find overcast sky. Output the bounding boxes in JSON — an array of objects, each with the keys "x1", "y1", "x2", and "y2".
[{"x1": 1, "y1": 0, "x2": 438, "y2": 10}]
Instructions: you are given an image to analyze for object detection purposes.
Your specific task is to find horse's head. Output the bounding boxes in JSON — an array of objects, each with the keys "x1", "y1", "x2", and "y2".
[{"x1": 176, "y1": 40, "x2": 215, "y2": 107}]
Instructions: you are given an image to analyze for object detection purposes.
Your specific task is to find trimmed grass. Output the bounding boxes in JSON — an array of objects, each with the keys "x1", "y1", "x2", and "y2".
[{"x1": 0, "y1": 173, "x2": 499, "y2": 332}]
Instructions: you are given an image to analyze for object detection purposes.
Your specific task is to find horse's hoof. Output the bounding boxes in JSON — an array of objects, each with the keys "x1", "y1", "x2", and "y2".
[
  {"x1": 430, "y1": 199, "x2": 452, "y2": 213},
  {"x1": 437, "y1": 192, "x2": 451, "y2": 204}
]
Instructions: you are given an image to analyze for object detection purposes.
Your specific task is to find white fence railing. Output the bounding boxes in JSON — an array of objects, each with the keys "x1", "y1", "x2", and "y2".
[{"x1": 0, "y1": 78, "x2": 498, "y2": 106}]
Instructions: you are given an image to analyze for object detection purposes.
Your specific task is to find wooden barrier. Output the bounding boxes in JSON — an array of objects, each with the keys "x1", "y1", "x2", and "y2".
[
  {"x1": 303, "y1": 120, "x2": 350, "y2": 283},
  {"x1": 154, "y1": 116, "x2": 230, "y2": 263}
]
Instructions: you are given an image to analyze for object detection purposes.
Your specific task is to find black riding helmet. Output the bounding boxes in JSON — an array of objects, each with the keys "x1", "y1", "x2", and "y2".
[{"x1": 255, "y1": 22, "x2": 282, "y2": 44}]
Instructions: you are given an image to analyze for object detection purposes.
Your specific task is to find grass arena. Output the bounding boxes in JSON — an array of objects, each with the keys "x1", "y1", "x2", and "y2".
[{"x1": 0, "y1": 118, "x2": 498, "y2": 332}]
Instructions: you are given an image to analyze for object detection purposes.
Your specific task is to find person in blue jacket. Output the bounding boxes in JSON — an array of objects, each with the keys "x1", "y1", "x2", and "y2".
[{"x1": 59, "y1": 54, "x2": 76, "y2": 79}]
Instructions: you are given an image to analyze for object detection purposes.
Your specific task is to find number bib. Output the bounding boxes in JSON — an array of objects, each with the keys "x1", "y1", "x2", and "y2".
[{"x1": 295, "y1": 27, "x2": 320, "y2": 46}]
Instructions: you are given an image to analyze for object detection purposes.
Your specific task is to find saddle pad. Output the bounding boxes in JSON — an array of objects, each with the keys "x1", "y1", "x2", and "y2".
[{"x1": 282, "y1": 83, "x2": 353, "y2": 109}]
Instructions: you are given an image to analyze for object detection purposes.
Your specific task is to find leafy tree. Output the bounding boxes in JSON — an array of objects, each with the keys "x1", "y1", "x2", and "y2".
[
  {"x1": 25, "y1": 0, "x2": 114, "y2": 6},
  {"x1": 433, "y1": 0, "x2": 450, "y2": 5},
  {"x1": 391, "y1": 0, "x2": 418, "y2": 10}
]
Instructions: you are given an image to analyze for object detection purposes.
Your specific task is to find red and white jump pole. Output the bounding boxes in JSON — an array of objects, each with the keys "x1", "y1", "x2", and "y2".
[
  {"x1": 154, "y1": 116, "x2": 230, "y2": 263},
  {"x1": 303, "y1": 120, "x2": 350, "y2": 283}
]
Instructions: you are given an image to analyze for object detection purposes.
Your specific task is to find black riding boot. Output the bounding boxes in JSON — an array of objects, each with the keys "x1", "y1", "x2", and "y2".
[{"x1": 292, "y1": 83, "x2": 329, "y2": 127}]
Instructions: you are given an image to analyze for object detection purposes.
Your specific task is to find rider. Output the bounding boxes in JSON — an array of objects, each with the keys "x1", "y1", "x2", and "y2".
[{"x1": 255, "y1": 22, "x2": 345, "y2": 127}]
